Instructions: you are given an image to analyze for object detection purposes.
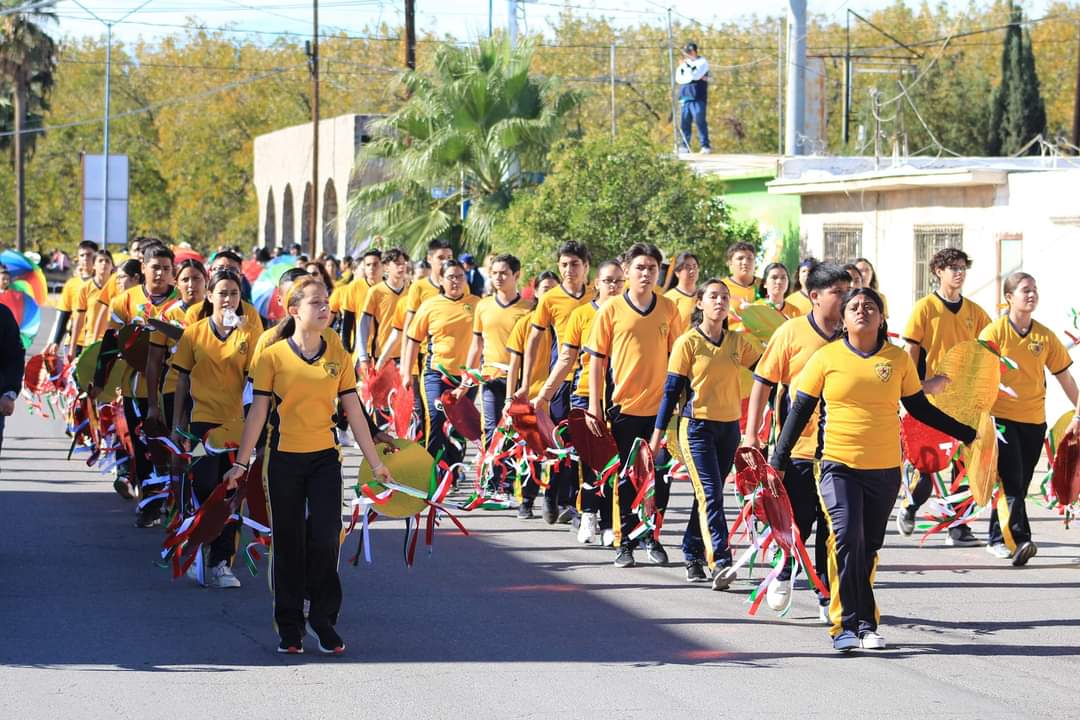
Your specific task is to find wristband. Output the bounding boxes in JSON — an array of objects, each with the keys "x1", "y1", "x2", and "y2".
[
  {"x1": 232, "y1": 462, "x2": 249, "y2": 471},
  {"x1": 370, "y1": 463, "x2": 386, "y2": 475}
]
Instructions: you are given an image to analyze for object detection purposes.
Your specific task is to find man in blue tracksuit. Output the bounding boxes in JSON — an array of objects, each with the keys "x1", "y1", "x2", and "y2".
[{"x1": 676, "y1": 42, "x2": 711, "y2": 154}]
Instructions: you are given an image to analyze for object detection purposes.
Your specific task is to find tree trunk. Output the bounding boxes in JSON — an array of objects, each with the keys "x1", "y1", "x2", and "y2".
[{"x1": 13, "y1": 77, "x2": 26, "y2": 253}]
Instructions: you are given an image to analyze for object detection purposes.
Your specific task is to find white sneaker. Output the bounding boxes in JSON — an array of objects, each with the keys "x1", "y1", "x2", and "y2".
[
  {"x1": 986, "y1": 543, "x2": 1012, "y2": 559},
  {"x1": 699, "y1": 147, "x2": 712, "y2": 155},
  {"x1": 765, "y1": 577, "x2": 792, "y2": 611},
  {"x1": 818, "y1": 603, "x2": 830, "y2": 625},
  {"x1": 576, "y1": 512, "x2": 598, "y2": 544},
  {"x1": 185, "y1": 560, "x2": 205, "y2": 587},
  {"x1": 601, "y1": 528, "x2": 616, "y2": 548},
  {"x1": 859, "y1": 630, "x2": 887, "y2": 649},
  {"x1": 207, "y1": 561, "x2": 241, "y2": 589}
]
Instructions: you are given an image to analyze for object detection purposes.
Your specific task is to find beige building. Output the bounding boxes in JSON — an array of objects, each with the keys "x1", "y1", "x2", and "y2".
[{"x1": 253, "y1": 113, "x2": 383, "y2": 257}]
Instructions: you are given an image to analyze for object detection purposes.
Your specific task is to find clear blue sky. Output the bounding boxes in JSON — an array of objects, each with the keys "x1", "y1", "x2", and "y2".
[{"x1": 54, "y1": 0, "x2": 1054, "y2": 44}]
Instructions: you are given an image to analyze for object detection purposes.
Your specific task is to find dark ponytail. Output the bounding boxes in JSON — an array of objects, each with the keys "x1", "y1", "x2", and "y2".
[
  {"x1": 270, "y1": 275, "x2": 322, "y2": 346},
  {"x1": 692, "y1": 277, "x2": 730, "y2": 330}
]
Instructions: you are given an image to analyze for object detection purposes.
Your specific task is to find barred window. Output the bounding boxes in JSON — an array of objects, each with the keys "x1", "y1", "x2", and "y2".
[
  {"x1": 913, "y1": 225, "x2": 963, "y2": 302},
  {"x1": 822, "y1": 224, "x2": 862, "y2": 263}
]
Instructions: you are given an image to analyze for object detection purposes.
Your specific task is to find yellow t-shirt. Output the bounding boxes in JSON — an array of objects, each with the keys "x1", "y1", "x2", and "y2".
[
  {"x1": 108, "y1": 285, "x2": 183, "y2": 399},
  {"x1": 980, "y1": 317, "x2": 1072, "y2": 424},
  {"x1": 757, "y1": 298, "x2": 802, "y2": 321},
  {"x1": 507, "y1": 313, "x2": 549, "y2": 398},
  {"x1": 182, "y1": 299, "x2": 262, "y2": 334},
  {"x1": 96, "y1": 274, "x2": 120, "y2": 313},
  {"x1": 329, "y1": 282, "x2": 349, "y2": 315},
  {"x1": 754, "y1": 313, "x2": 836, "y2": 460},
  {"x1": 796, "y1": 339, "x2": 922, "y2": 470},
  {"x1": 722, "y1": 277, "x2": 758, "y2": 332},
  {"x1": 170, "y1": 317, "x2": 258, "y2": 424},
  {"x1": 407, "y1": 294, "x2": 476, "y2": 375},
  {"x1": 252, "y1": 332, "x2": 357, "y2": 454},
  {"x1": 361, "y1": 281, "x2": 407, "y2": 362},
  {"x1": 585, "y1": 292, "x2": 685, "y2": 416},
  {"x1": 531, "y1": 283, "x2": 592, "y2": 382},
  {"x1": 154, "y1": 300, "x2": 193, "y2": 397},
  {"x1": 75, "y1": 277, "x2": 109, "y2": 347},
  {"x1": 564, "y1": 301, "x2": 600, "y2": 399},
  {"x1": 784, "y1": 290, "x2": 813, "y2": 317},
  {"x1": 57, "y1": 275, "x2": 88, "y2": 313},
  {"x1": 903, "y1": 293, "x2": 992, "y2": 376},
  {"x1": 472, "y1": 293, "x2": 531, "y2": 379},
  {"x1": 668, "y1": 327, "x2": 761, "y2": 422},
  {"x1": 664, "y1": 287, "x2": 697, "y2": 329}
]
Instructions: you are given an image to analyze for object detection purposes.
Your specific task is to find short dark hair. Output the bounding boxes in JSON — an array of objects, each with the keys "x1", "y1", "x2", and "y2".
[
  {"x1": 175, "y1": 258, "x2": 207, "y2": 279},
  {"x1": 382, "y1": 247, "x2": 409, "y2": 264},
  {"x1": 490, "y1": 253, "x2": 521, "y2": 275},
  {"x1": 362, "y1": 248, "x2": 383, "y2": 262},
  {"x1": 556, "y1": 240, "x2": 590, "y2": 264},
  {"x1": 94, "y1": 249, "x2": 114, "y2": 265},
  {"x1": 426, "y1": 238, "x2": 452, "y2": 255},
  {"x1": 119, "y1": 259, "x2": 144, "y2": 282},
  {"x1": 930, "y1": 248, "x2": 971, "y2": 273},
  {"x1": 674, "y1": 251, "x2": 699, "y2": 272},
  {"x1": 596, "y1": 259, "x2": 622, "y2": 274},
  {"x1": 213, "y1": 249, "x2": 243, "y2": 266},
  {"x1": 804, "y1": 262, "x2": 852, "y2": 293},
  {"x1": 625, "y1": 242, "x2": 663, "y2": 266},
  {"x1": 441, "y1": 258, "x2": 464, "y2": 274},
  {"x1": 143, "y1": 244, "x2": 175, "y2": 265},
  {"x1": 78, "y1": 240, "x2": 99, "y2": 253},
  {"x1": 840, "y1": 287, "x2": 889, "y2": 344},
  {"x1": 535, "y1": 270, "x2": 559, "y2": 287},
  {"x1": 726, "y1": 242, "x2": 756, "y2": 261},
  {"x1": 279, "y1": 267, "x2": 310, "y2": 289}
]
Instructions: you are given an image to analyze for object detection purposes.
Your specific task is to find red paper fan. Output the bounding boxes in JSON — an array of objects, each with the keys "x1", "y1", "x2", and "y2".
[
  {"x1": 629, "y1": 440, "x2": 657, "y2": 518},
  {"x1": 901, "y1": 414, "x2": 957, "y2": 475},
  {"x1": 754, "y1": 480, "x2": 796, "y2": 552},
  {"x1": 244, "y1": 453, "x2": 270, "y2": 529},
  {"x1": 389, "y1": 382, "x2": 415, "y2": 439},
  {"x1": 507, "y1": 399, "x2": 546, "y2": 456},
  {"x1": 733, "y1": 446, "x2": 767, "y2": 497},
  {"x1": 440, "y1": 390, "x2": 482, "y2": 441},
  {"x1": 23, "y1": 352, "x2": 63, "y2": 394},
  {"x1": 1052, "y1": 434, "x2": 1080, "y2": 506},
  {"x1": 366, "y1": 362, "x2": 400, "y2": 409},
  {"x1": 567, "y1": 408, "x2": 619, "y2": 473}
]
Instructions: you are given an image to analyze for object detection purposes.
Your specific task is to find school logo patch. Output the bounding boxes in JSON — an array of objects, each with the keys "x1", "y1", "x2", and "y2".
[
  {"x1": 659, "y1": 322, "x2": 669, "y2": 338},
  {"x1": 324, "y1": 361, "x2": 340, "y2": 378},
  {"x1": 1029, "y1": 337, "x2": 1044, "y2": 356},
  {"x1": 237, "y1": 340, "x2": 249, "y2": 355},
  {"x1": 874, "y1": 362, "x2": 893, "y2": 383},
  {"x1": 464, "y1": 303, "x2": 474, "y2": 313}
]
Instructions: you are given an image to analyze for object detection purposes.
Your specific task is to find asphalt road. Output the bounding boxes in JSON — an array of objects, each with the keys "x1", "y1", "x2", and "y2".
[{"x1": 2, "y1": 313, "x2": 1079, "y2": 719}]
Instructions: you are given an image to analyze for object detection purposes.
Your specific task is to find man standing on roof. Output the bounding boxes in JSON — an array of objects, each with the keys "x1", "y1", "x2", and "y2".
[{"x1": 676, "y1": 41, "x2": 711, "y2": 154}]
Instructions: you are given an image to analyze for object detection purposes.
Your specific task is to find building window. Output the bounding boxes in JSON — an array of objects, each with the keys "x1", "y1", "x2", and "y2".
[
  {"x1": 822, "y1": 224, "x2": 862, "y2": 263},
  {"x1": 913, "y1": 225, "x2": 963, "y2": 302}
]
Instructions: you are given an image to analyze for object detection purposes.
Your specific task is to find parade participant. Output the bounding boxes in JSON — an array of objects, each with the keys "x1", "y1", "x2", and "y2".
[
  {"x1": 785, "y1": 258, "x2": 817, "y2": 316},
  {"x1": 45, "y1": 240, "x2": 97, "y2": 357},
  {"x1": 208, "y1": 249, "x2": 253, "y2": 303},
  {"x1": 979, "y1": 272, "x2": 1078, "y2": 565},
  {"x1": 898, "y1": 248, "x2": 991, "y2": 546},
  {"x1": 756, "y1": 262, "x2": 800, "y2": 319},
  {"x1": 585, "y1": 242, "x2": 686, "y2": 567},
  {"x1": 664, "y1": 251, "x2": 699, "y2": 328},
  {"x1": 224, "y1": 275, "x2": 392, "y2": 655},
  {"x1": 744, "y1": 262, "x2": 850, "y2": 618},
  {"x1": 0, "y1": 301, "x2": 24, "y2": 454},
  {"x1": 170, "y1": 269, "x2": 260, "y2": 588},
  {"x1": 516, "y1": 240, "x2": 592, "y2": 524},
  {"x1": 721, "y1": 242, "x2": 757, "y2": 331},
  {"x1": 843, "y1": 264, "x2": 863, "y2": 289},
  {"x1": 536, "y1": 260, "x2": 624, "y2": 542},
  {"x1": 91, "y1": 245, "x2": 179, "y2": 526},
  {"x1": 650, "y1": 278, "x2": 759, "y2": 586},
  {"x1": 357, "y1": 247, "x2": 410, "y2": 375},
  {"x1": 306, "y1": 261, "x2": 336, "y2": 295},
  {"x1": 853, "y1": 257, "x2": 887, "y2": 317},
  {"x1": 340, "y1": 248, "x2": 384, "y2": 354},
  {"x1": 770, "y1": 287, "x2": 975, "y2": 651},
  {"x1": 457, "y1": 254, "x2": 530, "y2": 495},
  {"x1": 400, "y1": 259, "x2": 476, "y2": 476},
  {"x1": 68, "y1": 250, "x2": 114, "y2": 363}
]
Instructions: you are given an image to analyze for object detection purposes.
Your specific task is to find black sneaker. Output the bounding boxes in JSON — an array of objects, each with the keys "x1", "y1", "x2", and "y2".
[
  {"x1": 134, "y1": 507, "x2": 161, "y2": 528},
  {"x1": 1011, "y1": 540, "x2": 1038, "y2": 567},
  {"x1": 946, "y1": 524, "x2": 981, "y2": 547},
  {"x1": 685, "y1": 560, "x2": 707, "y2": 583},
  {"x1": 644, "y1": 539, "x2": 669, "y2": 565},
  {"x1": 614, "y1": 544, "x2": 635, "y2": 568},
  {"x1": 307, "y1": 623, "x2": 345, "y2": 655},
  {"x1": 556, "y1": 505, "x2": 577, "y2": 525},
  {"x1": 541, "y1": 496, "x2": 558, "y2": 524},
  {"x1": 277, "y1": 636, "x2": 304, "y2": 654},
  {"x1": 516, "y1": 500, "x2": 534, "y2": 520},
  {"x1": 896, "y1": 507, "x2": 915, "y2": 537},
  {"x1": 711, "y1": 565, "x2": 737, "y2": 591},
  {"x1": 113, "y1": 477, "x2": 135, "y2": 500}
]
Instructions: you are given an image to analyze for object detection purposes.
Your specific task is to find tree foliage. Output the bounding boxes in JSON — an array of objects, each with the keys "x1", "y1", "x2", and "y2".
[
  {"x1": 988, "y1": 3, "x2": 1048, "y2": 155},
  {"x1": 492, "y1": 133, "x2": 759, "y2": 279}
]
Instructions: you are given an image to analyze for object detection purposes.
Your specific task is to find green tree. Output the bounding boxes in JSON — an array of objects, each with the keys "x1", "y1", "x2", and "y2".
[
  {"x1": 492, "y1": 133, "x2": 759, "y2": 279},
  {"x1": 988, "y1": 3, "x2": 1047, "y2": 156},
  {"x1": 348, "y1": 35, "x2": 580, "y2": 259},
  {"x1": 0, "y1": 0, "x2": 58, "y2": 251}
]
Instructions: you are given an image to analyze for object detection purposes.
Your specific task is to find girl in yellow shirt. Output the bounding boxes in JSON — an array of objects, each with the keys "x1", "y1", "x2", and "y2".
[{"x1": 756, "y1": 262, "x2": 801, "y2": 319}]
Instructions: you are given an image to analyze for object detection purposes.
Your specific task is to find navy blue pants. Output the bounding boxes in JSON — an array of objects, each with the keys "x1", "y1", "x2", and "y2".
[
  {"x1": 610, "y1": 411, "x2": 670, "y2": 547},
  {"x1": 421, "y1": 370, "x2": 475, "y2": 473},
  {"x1": 678, "y1": 418, "x2": 739, "y2": 568},
  {"x1": 546, "y1": 381, "x2": 577, "y2": 508},
  {"x1": 481, "y1": 378, "x2": 508, "y2": 493},
  {"x1": 679, "y1": 98, "x2": 710, "y2": 151},
  {"x1": 189, "y1": 420, "x2": 238, "y2": 567},
  {"x1": 818, "y1": 462, "x2": 900, "y2": 638},
  {"x1": 777, "y1": 458, "x2": 829, "y2": 593}
]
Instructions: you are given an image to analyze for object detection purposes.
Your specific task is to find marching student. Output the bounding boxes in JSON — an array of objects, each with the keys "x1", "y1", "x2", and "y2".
[
  {"x1": 340, "y1": 248, "x2": 384, "y2": 354},
  {"x1": 536, "y1": 260, "x2": 624, "y2": 543},
  {"x1": 785, "y1": 258, "x2": 817, "y2": 316},
  {"x1": 357, "y1": 247, "x2": 410, "y2": 376},
  {"x1": 68, "y1": 249, "x2": 114, "y2": 363},
  {"x1": 45, "y1": 240, "x2": 97, "y2": 357},
  {"x1": 898, "y1": 248, "x2": 991, "y2": 546},
  {"x1": 224, "y1": 275, "x2": 392, "y2": 655},
  {"x1": 853, "y1": 257, "x2": 887, "y2": 317},
  {"x1": 756, "y1": 262, "x2": 800, "y2": 319},
  {"x1": 770, "y1": 287, "x2": 975, "y2": 652},
  {"x1": 650, "y1": 278, "x2": 760, "y2": 588},
  {"x1": 516, "y1": 240, "x2": 592, "y2": 524},
  {"x1": 400, "y1": 259, "x2": 477, "y2": 476},
  {"x1": 585, "y1": 242, "x2": 686, "y2": 567},
  {"x1": 744, "y1": 262, "x2": 851, "y2": 619},
  {"x1": 721, "y1": 242, "x2": 758, "y2": 331},
  {"x1": 979, "y1": 272, "x2": 1079, "y2": 565},
  {"x1": 664, "y1": 251, "x2": 699, "y2": 329},
  {"x1": 457, "y1": 254, "x2": 530, "y2": 495},
  {"x1": 170, "y1": 269, "x2": 260, "y2": 588}
]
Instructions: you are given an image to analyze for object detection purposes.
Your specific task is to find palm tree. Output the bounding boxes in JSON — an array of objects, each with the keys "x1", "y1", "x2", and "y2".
[
  {"x1": 348, "y1": 36, "x2": 579, "y2": 259},
  {"x1": 0, "y1": 0, "x2": 58, "y2": 252}
]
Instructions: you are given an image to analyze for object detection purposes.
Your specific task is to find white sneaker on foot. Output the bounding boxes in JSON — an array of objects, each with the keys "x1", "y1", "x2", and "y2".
[
  {"x1": 765, "y1": 577, "x2": 792, "y2": 611},
  {"x1": 601, "y1": 528, "x2": 616, "y2": 547},
  {"x1": 185, "y1": 560, "x2": 205, "y2": 587},
  {"x1": 986, "y1": 543, "x2": 1011, "y2": 559},
  {"x1": 207, "y1": 561, "x2": 241, "y2": 589},
  {"x1": 818, "y1": 603, "x2": 830, "y2": 625},
  {"x1": 859, "y1": 630, "x2": 887, "y2": 649},
  {"x1": 576, "y1": 512, "x2": 598, "y2": 544}
]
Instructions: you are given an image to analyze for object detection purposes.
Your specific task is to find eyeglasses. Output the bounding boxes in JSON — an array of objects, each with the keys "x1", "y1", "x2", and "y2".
[
  {"x1": 944, "y1": 265, "x2": 968, "y2": 273},
  {"x1": 599, "y1": 277, "x2": 624, "y2": 285}
]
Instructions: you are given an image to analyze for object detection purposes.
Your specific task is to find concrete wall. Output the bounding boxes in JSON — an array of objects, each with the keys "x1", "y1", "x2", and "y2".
[{"x1": 253, "y1": 114, "x2": 380, "y2": 257}]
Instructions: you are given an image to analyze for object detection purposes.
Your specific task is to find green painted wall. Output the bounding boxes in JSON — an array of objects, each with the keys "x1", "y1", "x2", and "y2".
[{"x1": 717, "y1": 175, "x2": 802, "y2": 272}]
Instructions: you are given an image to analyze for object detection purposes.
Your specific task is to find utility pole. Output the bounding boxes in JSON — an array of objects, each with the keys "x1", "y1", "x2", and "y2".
[
  {"x1": 842, "y1": 11, "x2": 851, "y2": 147},
  {"x1": 308, "y1": 0, "x2": 320, "y2": 256},
  {"x1": 404, "y1": 0, "x2": 416, "y2": 68},
  {"x1": 785, "y1": 0, "x2": 806, "y2": 156},
  {"x1": 610, "y1": 44, "x2": 616, "y2": 140},
  {"x1": 777, "y1": 17, "x2": 783, "y2": 156}
]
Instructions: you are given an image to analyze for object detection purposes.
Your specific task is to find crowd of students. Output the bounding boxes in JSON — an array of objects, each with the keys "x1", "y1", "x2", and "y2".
[{"x1": 44, "y1": 234, "x2": 1079, "y2": 655}]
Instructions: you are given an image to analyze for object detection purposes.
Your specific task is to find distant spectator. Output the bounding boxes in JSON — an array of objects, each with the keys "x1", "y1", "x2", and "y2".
[
  {"x1": 290, "y1": 243, "x2": 302, "y2": 256},
  {"x1": 415, "y1": 259, "x2": 431, "y2": 281},
  {"x1": 676, "y1": 41, "x2": 711, "y2": 154},
  {"x1": 460, "y1": 253, "x2": 486, "y2": 296},
  {"x1": 0, "y1": 266, "x2": 10, "y2": 291},
  {"x1": 256, "y1": 247, "x2": 272, "y2": 264}
]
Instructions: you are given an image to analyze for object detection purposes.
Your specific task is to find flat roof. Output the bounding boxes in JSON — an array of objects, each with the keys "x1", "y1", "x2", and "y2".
[{"x1": 767, "y1": 166, "x2": 1010, "y2": 195}]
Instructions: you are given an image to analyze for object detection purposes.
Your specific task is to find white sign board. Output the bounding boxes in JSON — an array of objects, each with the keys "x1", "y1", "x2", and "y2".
[{"x1": 82, "y1": 154, "x2": 129, "y2": 246}]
